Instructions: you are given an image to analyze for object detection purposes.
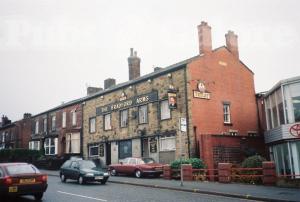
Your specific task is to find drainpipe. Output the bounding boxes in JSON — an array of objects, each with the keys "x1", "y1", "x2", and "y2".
[{"x1": 184, "y1": 66, "x2": 191, "y2": 158}]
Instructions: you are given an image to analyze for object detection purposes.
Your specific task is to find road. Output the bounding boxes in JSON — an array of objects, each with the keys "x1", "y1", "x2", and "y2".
[{"x1": 6, "y1": 176, "x2": 259, "y2": 202}]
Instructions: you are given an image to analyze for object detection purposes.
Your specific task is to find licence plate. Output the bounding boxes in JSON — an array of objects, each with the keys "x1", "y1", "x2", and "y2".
[
  {"x1": 9, "y1": 186, "x2": 18, "y2": 193},
  {"x1": 95, "y1": 176, "x2": 103, "y2": 180},
  {"x1": 20, "y1": 178, "x2": 35, "y2": 184}
]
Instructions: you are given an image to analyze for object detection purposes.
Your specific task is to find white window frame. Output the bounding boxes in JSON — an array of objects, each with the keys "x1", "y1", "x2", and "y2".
[
  {"x1": 44, "y1": 138, "x2": 58, "y2": 155},
  {"x1": 104, "y1": 114, "x2": 112, "y2": 130},
  {"x1": 72, "y1": 111, "x2": 77, "y2": 126},
  {"x1": 35, "y1": 121, "x2": 39, "y2": 134},
  {"x1": 62, "y1": 112, "x2": 66, "y2": 128},
  {"x1": 159, "y1": 136, "x2": 176, "y2": 151},
  {"x1": 29, "y1": 141, "x2": 40, "y2": 150},
  {"x1": 223, "y1": 104, "x2": 231, "y2": 124},
  {"x1": 160, "y1": 100, "x2": 171, "y2": 120},
  {"x1": 138, "y1": 105, "x2": 148, "y2": 124},
  {"x1": 51, "y1": 115, "x2": 56, "y2": 131},
  {"x1": 65, "y1": 133, "x2": 80, "y2": 154},
  {"x1": 89, "y1": 117, "x2": 96, "y2": 133},
  {"x1": 43, "y1": 118, "x2": 47, "y2": 133},
  {"x1": 89, "y1": 145, "x2": 99, "y2": 157},
  {"x1": 120, "y1": 109, "x2": 128, "y2": 128}
]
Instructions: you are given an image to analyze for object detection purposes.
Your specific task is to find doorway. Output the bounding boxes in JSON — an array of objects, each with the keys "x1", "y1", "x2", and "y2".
[
  {"x1": 106, "y1": 142, "x2": 111, "y2": 166},
  {"x1": 142, "y1": 138, "x2": 149, "y2": 157}
]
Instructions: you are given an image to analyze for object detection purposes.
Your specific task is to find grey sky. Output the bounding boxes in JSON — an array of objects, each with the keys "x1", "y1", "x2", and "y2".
[{"x1": 0, "y1": 0, "x2": 299, "y2": 121}]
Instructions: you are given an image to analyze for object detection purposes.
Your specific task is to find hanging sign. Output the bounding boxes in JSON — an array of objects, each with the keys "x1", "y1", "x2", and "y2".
[
  {"x1": 149, "y1": 138, "x2": 157, "y2": 153},
  {"x1": 99, "y1": 144, "x2": 105, "y2": 157},
  {"x1": 168, "y1": 92, "x2": 177, "y2": 109}
]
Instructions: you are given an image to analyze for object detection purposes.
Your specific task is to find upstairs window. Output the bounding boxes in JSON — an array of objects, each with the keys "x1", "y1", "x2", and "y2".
[
  {"x1": 72, "y1": 111, "x2": 77, "y2": 126},
  {"x1": 104, "y1": 114, "x2": 112, "y2": 130},
  {"x1": 89, "y1": 117, "x2": 96, "y2": 133},
  {"x1": 292, "y1": 96, "x2": 300, "y2": 122},
  {"x1": 138, "y1": 105, "x2": 148, "y2": 124},
  {"x1": 160, "y1": 100, "x2": 171, "y2": 120},
  {"x1": 223, "y1": 103, "x2": 231, "y2": 124},
  {"x1": 51, "y1": 115, "x2": 56, "y2": 131},
  {"x1": 43, "y1": 118, "x2": 47, "y2": 132},
  {"x1": 120, "y1": 109, "x2": 128, "y2": 128},
  {"x1": 62, "y1": 112, "x2": 66, "y2": 128},
  {"x1": 35, "y1": 121, "x2": 39, "y2": 134}
]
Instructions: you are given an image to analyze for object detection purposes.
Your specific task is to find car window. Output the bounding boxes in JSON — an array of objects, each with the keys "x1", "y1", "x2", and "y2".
[
  {"x1": 142, "y1": 158, "x2": 155, "y2": 164},
  {"x1": 79, "y1": 161, "x2": 96, "y2": 169},
  {"x1": 0, "y1": 168, "x2": 3, "y2": 177},
  {"x1": 121, "y1": 158, "x2": 130, "y2": 164},
  {"x1": 70, "y1": 161, "x2": 78, "y2": 169},
  {"x1": 129, "y1": 158, "x2": 137, "y2": 165},
  {"x1": 6, "y1": 164, "x2": 40, "y2": 175},
  {"x1": 61, "y1": 160, "x2": 71, "y2": 168}
]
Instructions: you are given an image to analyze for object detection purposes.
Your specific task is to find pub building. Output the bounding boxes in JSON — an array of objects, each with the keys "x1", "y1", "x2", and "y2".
[{"x1": 83, "y1": 21, "x2": 265, "y2": 169}]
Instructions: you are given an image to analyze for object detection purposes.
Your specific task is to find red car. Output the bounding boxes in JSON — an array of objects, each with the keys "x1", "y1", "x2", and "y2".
[
  {"x1": 108, "y1": 157, "x2": 164, "y2": 178},
  {"x1": 0, "y1": 162, "x2": 48, "y2": 200}
]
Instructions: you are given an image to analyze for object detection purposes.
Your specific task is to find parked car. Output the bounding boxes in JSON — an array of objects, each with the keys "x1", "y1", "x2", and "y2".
[
  {"x1": 109, "y1": 157, "x2": 164, "y2": 178},
  {"x1": 59, "y1": 158, "x2": 109, "y2": 185},
  {"x1": 0, "y1": 162, "x2": 48, "y2": 200}
]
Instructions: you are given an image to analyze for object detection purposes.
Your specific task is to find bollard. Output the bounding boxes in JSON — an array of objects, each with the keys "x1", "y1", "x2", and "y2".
[
  {"x1": 262, "y1": 161, "x2": 276, "y2": 186},
  {"x1": 181, "y1": 164, "x2": 193, "y2": 181},
  {"x1": 218, "y1": 163, "x2": 232, "y2": 183},
  {"x1": 163, "y1": 165, "x2": 172, "y2": 180}
]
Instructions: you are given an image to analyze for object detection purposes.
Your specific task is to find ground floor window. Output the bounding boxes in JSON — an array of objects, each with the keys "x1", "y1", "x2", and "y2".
[
  {"x1": 89, "y1": 145, "x2": 99, "y2": 157},
  {"x1": 29, "y1": 141, "x2": 40, "y2": 150},
  {"x1": 159, "y1": 136, "x2": 176, "y2": 151},
  {"x1": 44, "y1": 138, "x2": 58, "y2": 155},
  {"x1": 119, "y1": 140, "x2": 132, "y2": 159},
  {"x1": 271, "y1": 141, "x2": 300, "y2": 178},
  {"x1": 65, "y1": 133, "x2": 80, "y2": 154}
]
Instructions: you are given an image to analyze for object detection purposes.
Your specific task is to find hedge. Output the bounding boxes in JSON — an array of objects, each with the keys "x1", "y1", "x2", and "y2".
[
  {"x1": 0, "y1": 149, "x2": 43, "y2": 163},
  {"x1": 170, "y1": 158, "x2": 206, "y2": 169}
]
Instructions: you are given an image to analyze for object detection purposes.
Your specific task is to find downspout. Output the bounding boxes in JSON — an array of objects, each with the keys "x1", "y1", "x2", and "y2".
[
  {"x1": 184, "y1": 65, "x2": 191, "y2": 158},
  {"x1": 80, "y1": 102, "x2": 84, "y2": 158}
]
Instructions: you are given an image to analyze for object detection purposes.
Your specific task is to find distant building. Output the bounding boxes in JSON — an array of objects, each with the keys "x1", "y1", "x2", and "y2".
[
  {"x1": 82, "y1": 22, "x2": 265, "y2": 169},
  {"x1": 263, "y1": 76, "x2": 300, "y2": 178}
]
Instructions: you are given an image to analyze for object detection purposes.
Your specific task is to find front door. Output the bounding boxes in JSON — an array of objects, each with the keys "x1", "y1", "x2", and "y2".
[
  {"x1": 142, "y1": 138, "x2": 149, "y2": 157},
  {"x1": 106, "y1": 142, "x2": 111, "y2": 166}
]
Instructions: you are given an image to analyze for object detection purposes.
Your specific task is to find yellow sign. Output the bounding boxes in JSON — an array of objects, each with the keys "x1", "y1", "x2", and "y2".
[{"x1": 193, "y1": 91, "x2": 210, "y2": 99}]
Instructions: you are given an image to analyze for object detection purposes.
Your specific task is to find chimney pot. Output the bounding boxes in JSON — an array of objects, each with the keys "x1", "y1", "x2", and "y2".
[
  {"x1": 197, "y1": 21, "x2": 212, "y2": 54},
  {"x1": 225, "y1": 30, "x2": 239, "y2": 59},
  {"x1": 104, "y1": 78, "x2": 116, "y2": 89}
]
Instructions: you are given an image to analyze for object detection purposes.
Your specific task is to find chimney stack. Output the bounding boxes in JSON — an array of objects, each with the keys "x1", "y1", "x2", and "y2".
[
  {"x1": 104, "y1": 78, "x2": 116, "y2": 89},
  {"x1": 197, "y1": 21, "x2": 212, "y2": 54},
  {"x1": 87, "y1": 87, "x2": 103, "y2": 96},
  {"x1": 23, "y1": 113, "x2": 32, "y2": 119},
  {"x1": 225, "y1": 30, "x2": 239, "y2": 59},
  {"x1": 128, "y1": 48, "x2": 141, "y2": 80}
]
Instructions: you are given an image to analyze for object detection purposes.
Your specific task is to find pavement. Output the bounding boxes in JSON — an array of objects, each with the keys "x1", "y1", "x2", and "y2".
[{"x1": 41, "y1": 169, "x2": 300, "y2": 202}]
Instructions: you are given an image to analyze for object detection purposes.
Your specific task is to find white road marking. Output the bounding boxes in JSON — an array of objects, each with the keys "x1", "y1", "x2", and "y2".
[{"x1": 57, "y1": 191, "x2": 107, "y2": 201}]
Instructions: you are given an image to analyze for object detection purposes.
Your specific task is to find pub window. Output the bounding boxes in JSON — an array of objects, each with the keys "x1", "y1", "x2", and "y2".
[
  {"x1": 104, "y1": 114, "x2": 112, "y2": 130},
  {"x1": 160, "y1": 100, "x2": 171, "y2": 120},
  {"x1": 160, "y1": 136, "x2": 176, "y2": 151},
  {"x1": 223, "y1": 103, "x2": 231, "y2": 124},
  {"x1": 62, "y1": 112, "x2": 66, "y2": 128},
  {"x1": 72, "y1": 110, "x2": 77, "y2": 126},
  {"x1": 43, "y1": 118, "x2": 47, "y2": 132},
  {"x1": 89, "y1": 145, "x2": 99, "y2": 157},
  {"x1": 138, "y1": 105, "x2": 148, "y2": 124},
  {"x1": 35, "y1": 120, "x2": 39, "y2": 134},
  {"x1": 120, "y1": 109, "x2": 128, "y2": 128},
  {"x1": 44, "y1": 138, "x2": 58, "y2": 155},
  {"x1": 89, "y1": 117, "x2": 96, "y2": 133},
  {"x1": 51, "y1": 115, "x2": 56, "y2": 131}
]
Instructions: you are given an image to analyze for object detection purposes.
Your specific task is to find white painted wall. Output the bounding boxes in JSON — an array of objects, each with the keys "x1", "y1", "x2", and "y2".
[
  {"x1": 111, "y1": 141, "x2": 119, "y2": 164},
  {"x1": 132, "y1": 139, "x2": 141, "y2": 158}
]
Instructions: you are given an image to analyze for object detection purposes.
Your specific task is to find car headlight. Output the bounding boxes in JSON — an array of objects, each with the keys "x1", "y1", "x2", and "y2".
[
  {"x1": 85, "y1": 173, "x2": 94, "y2": 177},
  {"x1": 103, "y1": 172, "x2": 109, "y2": 176}
]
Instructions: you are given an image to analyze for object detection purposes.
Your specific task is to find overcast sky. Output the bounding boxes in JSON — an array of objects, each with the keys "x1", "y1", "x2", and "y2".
[{"x1": 0, "y1": 0, "x2": 299, "y2": 121}]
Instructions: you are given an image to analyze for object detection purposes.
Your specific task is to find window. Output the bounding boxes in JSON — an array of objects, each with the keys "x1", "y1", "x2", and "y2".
[
  {"x1": 29, "y1": 141, "x2": 40, "y2": 150},
  {"x1": 120, "y1": 109, "x2": 128, "y2": 128},
  {"x1": 160, "y1": 100, "x2": 171, "y2": 120},
  {"x1": 223, "y1": 103, "x2": 231, "y2": 123},
  {"x1": 62, "y1": 112, "x2": 66, "y2": 128},
  {"x1": 65, "y1": 133, "x2": 80, "y2": 154},
  {"x1": 35, "y1": 120, "x2": 39, "y2": 134},
  {"x1": 160, "y1": 137, "x2": 176, "y2": 151},
  {"x1": 129, "y1": 158, "x2": 137, "y2": 165},
  {"x1": 72, "y1": 111, "x2": 77, "y2": 126},
  {"x1": 51, "y1": 115, "x2": 56, "y2": 131},
  {"x1": 138, "y1": 105, "x2": 148, "y2": 124},
  {"x1": 229, "y1": 130, "x2": 238, "y2": 136},
  {"x1": 43, "y1": 118, "x2": 47, "y2": 133},
  {"x1": 89, "y1": 117, "x2": 96, "y2": 133},
  {"x1": 89, "y1": 145, "x2": 99, "y2": 157},
  {"x1": 119, "y1": 140, "x2": 132, "y2": 159},
  {"x1": 104, "y1": 114, "x2": 112, "y2": 130},
  {"x1": 44, "y1": 138, "x2": 58, "y2": 155},
  {"x1": 292, "y1": 96, "x2": 300, "y2": 122}
]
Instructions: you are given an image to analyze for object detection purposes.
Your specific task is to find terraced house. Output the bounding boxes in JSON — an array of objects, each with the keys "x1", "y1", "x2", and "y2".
[{"x1": 82, "y1": 22, "x2": 265, "y2": 169}]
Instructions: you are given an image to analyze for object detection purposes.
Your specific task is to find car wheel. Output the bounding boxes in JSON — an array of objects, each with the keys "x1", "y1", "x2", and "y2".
[
  {"x1": 100, "y1": 179, "x2": 107, "y2": 185},
  {"x1": 60, "y1": 174, "x2": 66, "y2": 183},
  {"x1": 34, "y1": 192, "x2": 43, "y2": 201},
  {"x1": 135, "y1": 170, "x2": 142, "y2": 178},
  {"x1": 78, "y1": 176, "x2": 85, "y2": 185},
  {"x1": 110, "y1": 168, "x2": 117, "y2": 176}
]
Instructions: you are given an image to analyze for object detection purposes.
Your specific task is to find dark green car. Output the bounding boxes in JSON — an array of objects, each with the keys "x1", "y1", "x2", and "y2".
[{"x1": 59, "y1": 159, "x2": 109, "y2": 185}]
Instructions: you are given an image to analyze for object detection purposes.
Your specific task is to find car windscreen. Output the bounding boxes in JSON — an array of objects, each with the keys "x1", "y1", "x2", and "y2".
[
  {"x1": 141, "y1": 158, "x2": 155, "y2": 164},
  {"x1": 6, "y1": 164, "x2": 40, "y2": 175},
  {"x1": 79, "y1": 161, "x2": 97, "y2": 169}
]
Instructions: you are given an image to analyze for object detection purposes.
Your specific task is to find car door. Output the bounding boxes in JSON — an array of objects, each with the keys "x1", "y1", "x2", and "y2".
[
  {"x1": 127, "y1": 158, "x2": 137, "y2": 174},
  {"x1": 69, "y1": 161, "x2": 80, "y2": 180}
]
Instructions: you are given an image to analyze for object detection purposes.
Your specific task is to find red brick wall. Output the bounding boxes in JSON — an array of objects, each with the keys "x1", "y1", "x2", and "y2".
[{"x1": 188, "y1": 47, "x2": 262, "y2": 168}]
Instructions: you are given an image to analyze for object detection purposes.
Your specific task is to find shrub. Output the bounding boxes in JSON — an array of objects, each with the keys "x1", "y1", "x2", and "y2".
[
  {"x1": 170, "y1": 158, "x2": 206, "y2": 169},
  {"x1": 241, "y1": 155, "x2": 266, "y2": 168},
  {"x1": 0, "y1": 149, "x2": 43, "y2": 163}
]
